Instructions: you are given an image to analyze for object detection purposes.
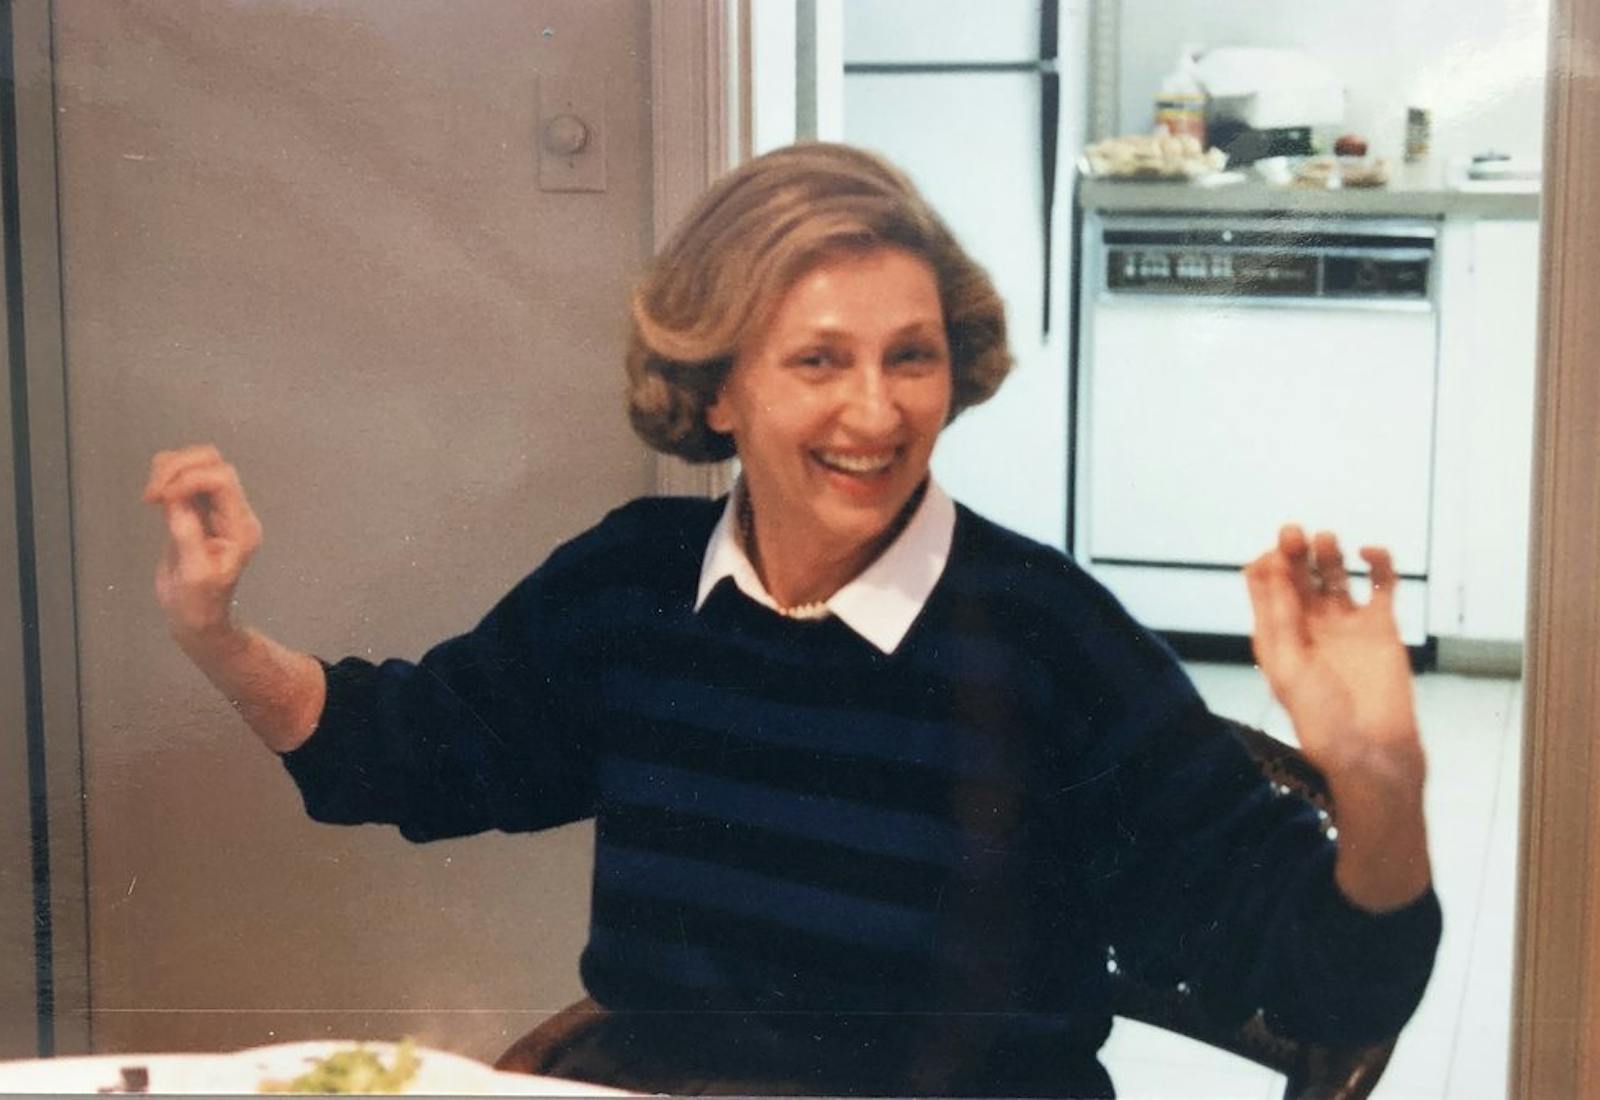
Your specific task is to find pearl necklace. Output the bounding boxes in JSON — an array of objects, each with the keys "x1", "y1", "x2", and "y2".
[
  {"x1": 737, "y1": 493, "x2": 833, "y2": 621},
  {"x1": 773, "y1": 597, "x2": 831, "y2": 621}
]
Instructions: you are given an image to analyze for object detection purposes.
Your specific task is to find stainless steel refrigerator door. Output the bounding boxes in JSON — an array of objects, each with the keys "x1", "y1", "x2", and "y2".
[{"x1": 0, "y1": 315, "x2": 41, "y2": 1061}]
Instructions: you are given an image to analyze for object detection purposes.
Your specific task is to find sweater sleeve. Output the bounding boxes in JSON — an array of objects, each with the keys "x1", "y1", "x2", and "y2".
[
  {"x1": 279, "y1": 561, "x2": 597, "y2": 842},
  {"x1": 1060, "y1": 583, "x2": 1442, "y2": 1044}
]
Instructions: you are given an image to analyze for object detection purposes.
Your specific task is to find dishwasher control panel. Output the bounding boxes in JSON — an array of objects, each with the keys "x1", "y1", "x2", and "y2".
[
  {"x1": 1108, "y1": 249, "x2": 1319, "y2": 296},
  {"x1": 1101, "y1": 220, "x2": 1436, "y2": 302}
]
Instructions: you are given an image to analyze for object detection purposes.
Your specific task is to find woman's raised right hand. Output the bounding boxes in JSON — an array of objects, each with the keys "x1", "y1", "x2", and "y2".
[{"x1": 142, "y1": 444, "x2": 264, "y2": 643}]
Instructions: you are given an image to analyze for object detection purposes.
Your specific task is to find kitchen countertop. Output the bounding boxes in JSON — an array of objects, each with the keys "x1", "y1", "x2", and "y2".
[{"x1": 1078, "y1": 161, "x2": 1542, "y2": 220}]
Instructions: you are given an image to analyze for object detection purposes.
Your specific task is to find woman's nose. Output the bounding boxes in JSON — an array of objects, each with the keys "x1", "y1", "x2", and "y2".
[{"x1": 839, "y1": 364, "x2": 901, "y2": 435}]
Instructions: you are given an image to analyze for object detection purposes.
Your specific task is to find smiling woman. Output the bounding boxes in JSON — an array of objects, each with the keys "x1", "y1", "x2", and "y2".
[
  {"x1": 133, "y1": 142, "x2": 1444, "y2": 1097},
  {"x1": 703, "y1": 248, "x2": 954, "y2": 609},
  {"x1": 623, "y1": 144, "x2": 1009, "y2": 611},
  {"x1": 625, "y1": 143, "x2": 1010, "y2": 462}
]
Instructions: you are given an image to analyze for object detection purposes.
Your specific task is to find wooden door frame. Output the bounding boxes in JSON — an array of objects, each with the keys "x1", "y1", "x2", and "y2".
[
  {"x1": 648, "y1": 0, "x2": 735, "y2": 499},
  {"x1": 1512, "y1": 0, "x2": 1600, "y2": 1092}
]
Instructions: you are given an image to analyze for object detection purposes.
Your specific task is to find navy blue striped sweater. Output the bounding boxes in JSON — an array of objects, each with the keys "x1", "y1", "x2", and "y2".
[{"x1": 283, "y1": 497, "x2": 1439, "y2": 1063}]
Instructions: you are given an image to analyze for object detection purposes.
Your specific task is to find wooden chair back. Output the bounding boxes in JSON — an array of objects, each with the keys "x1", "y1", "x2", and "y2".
[
  {"x1": 1106, "y1": 718, "x2": 1397, "y2": 1100},
  {"x1": 499, "y1": 719, "x2": 1400, "y2": 1098}
]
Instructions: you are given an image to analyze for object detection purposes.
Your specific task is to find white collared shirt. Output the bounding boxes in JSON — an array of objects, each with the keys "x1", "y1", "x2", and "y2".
[{"x1": 694, "y1": 480, "x2": 957, "y2": 655}]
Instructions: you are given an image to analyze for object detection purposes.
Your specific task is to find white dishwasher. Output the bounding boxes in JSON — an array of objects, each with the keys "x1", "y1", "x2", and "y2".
[{"x1": 1072, "y1": 213, "x2": 1438, "y2": 646}]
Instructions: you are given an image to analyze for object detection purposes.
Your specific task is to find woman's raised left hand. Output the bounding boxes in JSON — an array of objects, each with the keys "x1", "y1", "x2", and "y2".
[{"x1": 1244, "y1": 524, "x2": 1431, "y2": 911}]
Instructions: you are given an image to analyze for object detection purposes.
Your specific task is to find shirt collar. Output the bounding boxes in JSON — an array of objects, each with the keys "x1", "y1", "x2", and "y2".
[{"x1": 694, "y1": 480, "x2": 956, "y2": 655}]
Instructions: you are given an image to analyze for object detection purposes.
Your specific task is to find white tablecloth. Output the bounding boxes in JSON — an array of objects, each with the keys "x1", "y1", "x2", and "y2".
[{"x1": 0, "y1": 1040, "x2": 635, "y2": 1095}]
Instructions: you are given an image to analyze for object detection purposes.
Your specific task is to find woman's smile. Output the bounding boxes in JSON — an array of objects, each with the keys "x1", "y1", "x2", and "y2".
[
  {"x1": 812, "y1": 448, "x2": 898, "y2": 476},
  {"x1": 705, "y1": 246, "x2": 953, "y2": 607}
]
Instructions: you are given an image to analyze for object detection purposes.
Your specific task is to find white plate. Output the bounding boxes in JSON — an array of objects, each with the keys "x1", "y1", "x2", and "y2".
[{"x1": 0, "y1": 1042, "x2": 636, "y2": 1095}]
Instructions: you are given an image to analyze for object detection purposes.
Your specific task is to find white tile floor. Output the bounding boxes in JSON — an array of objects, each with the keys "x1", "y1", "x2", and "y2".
[{"x1": 1100, "y1": 662, "x2": 1523, "y2": 1100}]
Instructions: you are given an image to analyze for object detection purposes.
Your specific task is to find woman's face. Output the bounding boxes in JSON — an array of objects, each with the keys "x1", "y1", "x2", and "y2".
[{"x1": 707, "y1": 246, "x2": 953, "y2": 573}]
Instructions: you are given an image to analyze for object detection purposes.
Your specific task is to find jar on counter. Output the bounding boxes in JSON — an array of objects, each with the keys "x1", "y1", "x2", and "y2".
[
  {"x1": 1155, "y1": 47, "x2": 1208, "y2": 145},
  {"x1": 1405, "y1": 107, "x2": 1432, "y2": 162}
]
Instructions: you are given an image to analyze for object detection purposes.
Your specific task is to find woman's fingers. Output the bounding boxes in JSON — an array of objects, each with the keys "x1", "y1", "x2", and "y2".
[
  {"x1": 147, "y1": 446, "x2": 259, "y2": 638},
  {"x1": 156, "y1": 464, "x2": 259, "y2": 543},
  {"x1": 143, "y1": 448, "x2": 261, "y2": 550},
  {"x1": 158, "y1": 496, "x2": 248, "y2": 632},
  {"x1": 1311, "y1": 530, "x2": 1354, "y2": 607},
  {"x1": 1263, "y1": 526, "x2": 1393, "y2": 614},
  {"x1": 162, "y1": 499, "x2": 211, "y2": 572},
  {"x1": 1359, "y1": 545, "x2": 1398, "y2": 608},
  {"x1": 147, "y1": 458, "x2": 237, "y2": 512},
  {"x1": 143, "y1": 444, "x2": 224, "y2": 503},
  {"x1": 1277, "y1": 524, "x2": 1317, "y2": 605},
  {"x1": 1244, "y1": 550, "x2": 1309, "y2": 680}
]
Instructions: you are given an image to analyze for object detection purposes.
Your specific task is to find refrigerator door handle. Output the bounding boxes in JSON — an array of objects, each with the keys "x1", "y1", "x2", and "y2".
[
  {"x1": 1041, "y1": 69, "x2": 1059, "y2": 337},
  {"x1": 1040, "y1": 1, "x2": 1059, "y2": 337}
]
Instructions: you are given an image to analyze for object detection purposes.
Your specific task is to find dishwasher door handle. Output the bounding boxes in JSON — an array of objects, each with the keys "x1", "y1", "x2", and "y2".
[{"x1": 1094, "y1": 292, "x2": 1436, "y2": 314}]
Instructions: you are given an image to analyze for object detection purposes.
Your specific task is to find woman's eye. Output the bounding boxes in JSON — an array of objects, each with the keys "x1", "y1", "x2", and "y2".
[
  {"x1": 891, "y1": 346, "x2": 944, "y2": 370},
  {"x1": 792, "y1": 350, "x2": 837, "y2": 369}
]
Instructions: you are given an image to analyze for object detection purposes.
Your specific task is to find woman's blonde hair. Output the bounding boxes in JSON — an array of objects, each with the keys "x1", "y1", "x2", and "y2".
[{"x1": 626, "y1": 142, "x2": 1012, "y2": 463}]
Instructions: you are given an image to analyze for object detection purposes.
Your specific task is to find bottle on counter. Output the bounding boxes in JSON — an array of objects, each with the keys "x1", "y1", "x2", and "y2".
[
  {"x1": 1155, "y1": 45, "x2": 1208, "y2": 146},
  {"x1": 1405, "y1": 107, "x2": 1432, "y2": 162}
]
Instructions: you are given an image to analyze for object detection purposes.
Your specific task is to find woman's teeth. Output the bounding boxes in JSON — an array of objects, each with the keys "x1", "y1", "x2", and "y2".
[{"x1": 815, "y1": 451, "x2": 894, "y2": 475}]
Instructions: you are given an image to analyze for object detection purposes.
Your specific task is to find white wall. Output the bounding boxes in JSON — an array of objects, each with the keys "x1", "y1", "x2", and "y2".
[
  {"x1": 749, "y1": 1, "x2": 798, "y2": 152},
  {"x1": 1118, "y1": 0, "x2": 1549, "y2": 164}
]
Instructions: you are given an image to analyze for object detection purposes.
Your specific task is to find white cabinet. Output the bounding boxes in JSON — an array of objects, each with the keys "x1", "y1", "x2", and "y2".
[{"x1": 1429, "y1": 219, "x2": 1541, "y2": 643}]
